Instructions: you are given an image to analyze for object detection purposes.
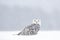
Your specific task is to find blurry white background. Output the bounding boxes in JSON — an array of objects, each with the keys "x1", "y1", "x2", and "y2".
[
  {"x1": 0, "y1": 0, "x2": 60, "y2": 40},
  {"x1": 0, "y1": 0, "x2": 60, "y2": 31}
]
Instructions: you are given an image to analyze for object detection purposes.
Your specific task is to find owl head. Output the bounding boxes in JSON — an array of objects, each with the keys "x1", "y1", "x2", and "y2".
[{"x1": 32, "y1": 18, "x2": 41, "y2": 26}]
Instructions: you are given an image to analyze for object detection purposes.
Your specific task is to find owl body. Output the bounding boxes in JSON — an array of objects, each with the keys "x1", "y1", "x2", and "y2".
[{"x1": 17, "y1": 24, "x2": 40, "y2": 35}]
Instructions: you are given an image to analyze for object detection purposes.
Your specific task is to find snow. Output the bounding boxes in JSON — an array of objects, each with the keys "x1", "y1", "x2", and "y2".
[{"x1": 0, "y1": 31, "x2": 60, "y2": 40}]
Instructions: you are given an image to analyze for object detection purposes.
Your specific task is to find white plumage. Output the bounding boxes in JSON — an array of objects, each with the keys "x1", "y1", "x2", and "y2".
[{"x1": 17, "y1": 18, "x2": 41, "y2": 35}]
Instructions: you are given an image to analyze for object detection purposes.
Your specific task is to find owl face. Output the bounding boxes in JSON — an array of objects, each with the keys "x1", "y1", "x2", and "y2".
[
  {"x1": 32, "y1": 18, "x2": 41, "y2": 26},
  {"x1": 33, "y1": 19, "x2": 39, "y2": 24}
]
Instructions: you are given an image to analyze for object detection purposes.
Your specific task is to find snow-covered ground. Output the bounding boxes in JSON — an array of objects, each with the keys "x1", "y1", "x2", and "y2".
[{"x1": 0, "y1": 31, "x2": 60, "y2": 40}]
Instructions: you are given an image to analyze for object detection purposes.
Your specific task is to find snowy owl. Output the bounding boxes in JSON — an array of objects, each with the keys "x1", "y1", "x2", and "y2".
[{"x1": 17, "y1": 18, "x2": 41, "y2": 35}]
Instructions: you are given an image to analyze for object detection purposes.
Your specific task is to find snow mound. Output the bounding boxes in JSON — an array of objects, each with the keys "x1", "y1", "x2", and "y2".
[{"x1": 0, "y1": 31, "x2": 60, "y2": 40}]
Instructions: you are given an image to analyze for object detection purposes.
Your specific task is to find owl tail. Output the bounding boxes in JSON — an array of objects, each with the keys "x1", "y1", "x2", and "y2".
[
  {"x1": 12, "y1": 32, "x2": 21, "y2": 36},
  {"x1": 17, "y1": 32, "x2": 21, "y2": 35}
]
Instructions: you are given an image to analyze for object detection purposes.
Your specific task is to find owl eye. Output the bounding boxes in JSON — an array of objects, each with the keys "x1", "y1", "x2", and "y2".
[
  {"x1": 38, "y1": 20, "x2": 39, "y2": 22},
  {"x1": 34, "y1": 20, "x2": 36, "y2": 22}
]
